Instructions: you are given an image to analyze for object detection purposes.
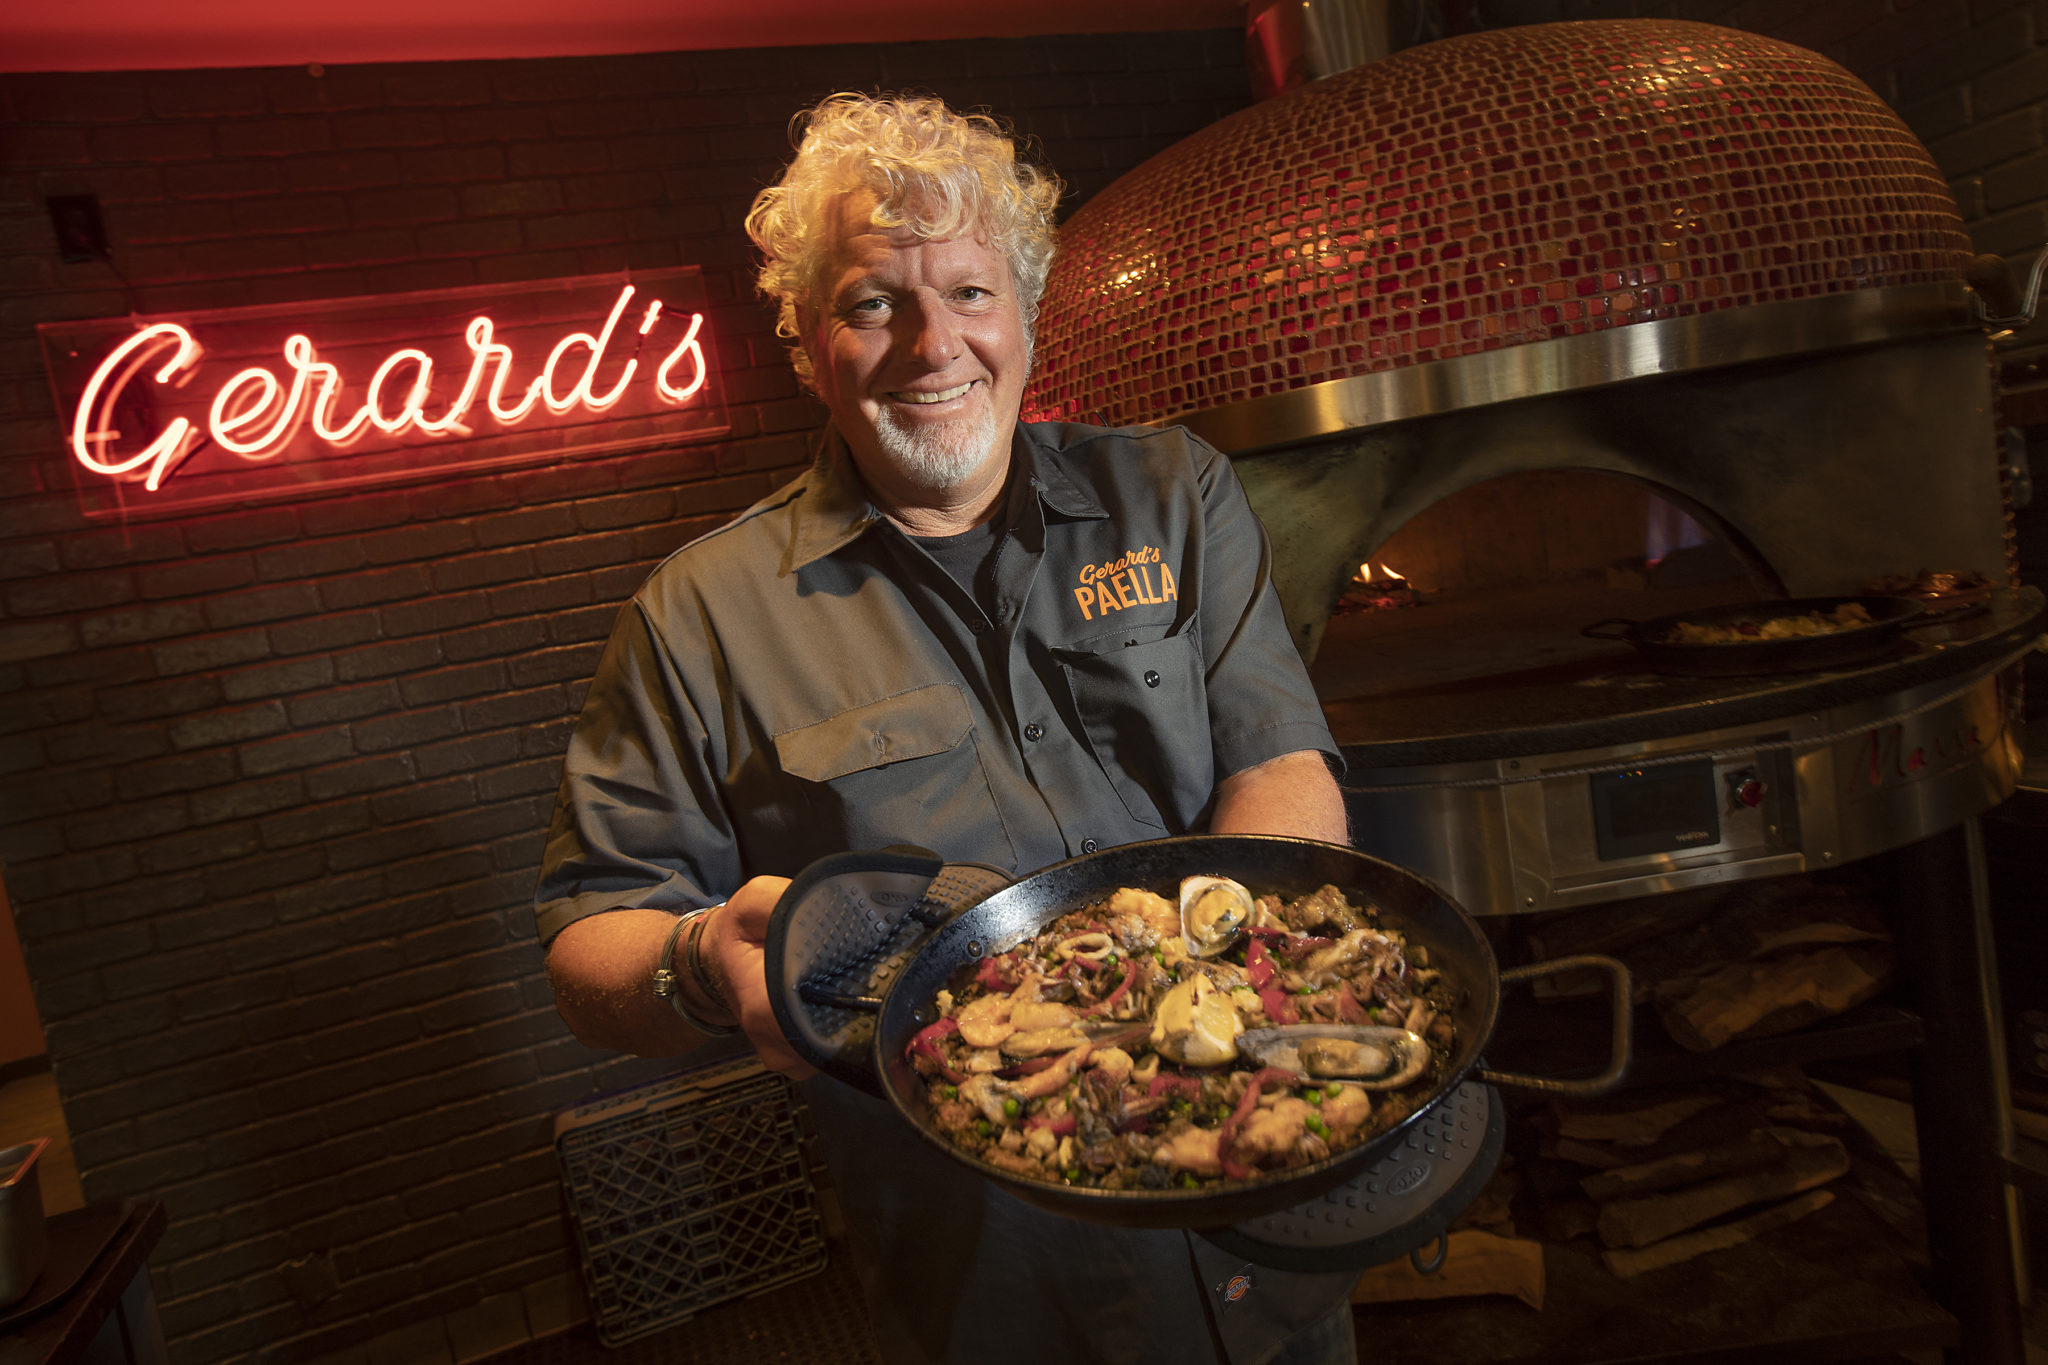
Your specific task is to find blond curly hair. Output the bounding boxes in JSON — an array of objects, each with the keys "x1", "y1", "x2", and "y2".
[{"x1": 745, "y1": 93, "x2": 1064, "y2": 386}]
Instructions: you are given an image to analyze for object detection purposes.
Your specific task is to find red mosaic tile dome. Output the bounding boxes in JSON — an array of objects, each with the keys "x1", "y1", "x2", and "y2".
[{"x1": 1023, "y1": 20, "x2": 1972, "y2": 430}]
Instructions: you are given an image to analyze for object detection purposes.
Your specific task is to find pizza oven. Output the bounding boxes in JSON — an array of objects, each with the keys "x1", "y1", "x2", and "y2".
[{"x1": 1024, "y1": 18, "x2": 2032, "y2": 920}]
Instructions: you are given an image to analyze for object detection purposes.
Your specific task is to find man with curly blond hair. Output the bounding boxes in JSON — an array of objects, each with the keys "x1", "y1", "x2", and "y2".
[{"x1": 537, "y1": 93, "x2": 1355, "y2": 1363}]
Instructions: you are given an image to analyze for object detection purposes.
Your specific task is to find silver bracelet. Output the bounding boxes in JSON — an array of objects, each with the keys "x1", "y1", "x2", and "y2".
[{"x1": 653, "y1": 906, "x2": 739, "y2": 1036}]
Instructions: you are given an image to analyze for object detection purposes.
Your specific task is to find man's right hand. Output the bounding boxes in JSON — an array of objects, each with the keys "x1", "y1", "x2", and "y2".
[
  {"x1": 545, "y1": 883, "x2": 813, "y2": 1080},
  {"x1": 701, "y1": 876, "x2": 814, "y2": 1079}
]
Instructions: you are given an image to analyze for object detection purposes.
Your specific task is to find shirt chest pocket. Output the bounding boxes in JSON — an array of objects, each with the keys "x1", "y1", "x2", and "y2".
[
  {"x1": 1056, "y1": 622, "x2": 1212, "y2": 832},
  {"x1": 771, "y1": 683, "x2": 1017, "y2": 868}
]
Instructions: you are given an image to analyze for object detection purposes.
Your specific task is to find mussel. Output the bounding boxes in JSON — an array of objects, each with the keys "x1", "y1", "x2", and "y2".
[
  {"x1": 1180, "y1": 875, "x2": 1253, "y2": 959},
  {"x1": 1237, "y1": 1024, "x2": 1433, "y2": 1090}
]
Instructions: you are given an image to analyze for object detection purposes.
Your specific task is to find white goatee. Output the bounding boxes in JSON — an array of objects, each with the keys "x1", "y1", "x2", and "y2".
[{"x1": 874, "y1": 399, "x2": 1001, "y2": 491}]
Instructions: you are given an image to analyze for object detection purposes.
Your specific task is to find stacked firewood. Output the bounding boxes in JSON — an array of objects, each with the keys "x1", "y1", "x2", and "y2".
[
  {"x1": 1522, "y1": 876, "x2": 1894, "y2": 1051},
  {"x1": 1524, "y1": 1072, "x2": 1863, "y2": 1278}
]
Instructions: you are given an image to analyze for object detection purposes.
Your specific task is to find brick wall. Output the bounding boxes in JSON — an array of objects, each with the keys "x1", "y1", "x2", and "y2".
[{"x1": 0, "y1": 33, "x2": 1250, "y2": 1363}]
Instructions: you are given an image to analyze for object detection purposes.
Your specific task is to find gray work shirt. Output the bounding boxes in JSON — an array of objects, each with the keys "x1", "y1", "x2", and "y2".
[{"x1": 534, "y1": 419, "x2": 1337, "y2": 944}]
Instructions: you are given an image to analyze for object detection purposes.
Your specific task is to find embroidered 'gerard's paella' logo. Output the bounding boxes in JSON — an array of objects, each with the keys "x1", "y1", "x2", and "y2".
[{"x1": 1072, "y1": 547, "x2": 1177, "y2": 621}]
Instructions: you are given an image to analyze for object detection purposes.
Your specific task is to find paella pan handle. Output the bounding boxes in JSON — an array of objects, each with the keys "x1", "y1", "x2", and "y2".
[
  {"x1": 1580, "y1": 618, "x2": 1639, "y2": 641},
  {"x1": 1472, "y1": 954, "x2": 1633, "y2": 1097}
]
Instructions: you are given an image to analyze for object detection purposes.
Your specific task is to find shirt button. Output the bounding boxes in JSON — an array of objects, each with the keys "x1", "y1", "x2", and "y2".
[
  {"x1": 1082, "y1": 838, "x2": 1099, "y2": 853},
  {"x1": 1144, "y1": 669, "x2": 1161, "y2": 688},
  {"x1": 1024, "y1": 723, "x2": 1043, "y2": 742},
  {"x1": 970, "y1": 620, "x2": 988, "y2": 635}
]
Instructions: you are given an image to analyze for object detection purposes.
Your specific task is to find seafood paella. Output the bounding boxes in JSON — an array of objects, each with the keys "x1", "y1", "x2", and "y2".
[
  {"x1": 904, "y1": 878, "x2": 1460, "y2": 1190},
  {"x1": 1661, "y1": 600, "x2": 1873, "y2": 645}
]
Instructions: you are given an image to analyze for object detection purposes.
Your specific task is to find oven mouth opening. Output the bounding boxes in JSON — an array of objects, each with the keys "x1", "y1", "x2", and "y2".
[{"x1": 1308, "y1": 469, "x2": 1780, "y2": 709}]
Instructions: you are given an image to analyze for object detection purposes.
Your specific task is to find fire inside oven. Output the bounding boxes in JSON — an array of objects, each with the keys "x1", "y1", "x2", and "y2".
[{"x1": 1313, "y1": 470, "x2": 1764, "y2": 709}]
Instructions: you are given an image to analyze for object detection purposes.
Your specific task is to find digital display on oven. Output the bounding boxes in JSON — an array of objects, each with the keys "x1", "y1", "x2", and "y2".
[{"x1": 1589, "y1": 760, "x2": 1720, "y2": 861}]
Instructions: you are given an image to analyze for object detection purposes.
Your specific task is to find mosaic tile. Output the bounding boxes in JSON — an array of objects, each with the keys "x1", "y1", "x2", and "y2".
[{"x1": 1024, "y1": 21, "x2": 1971, "y2": 430}]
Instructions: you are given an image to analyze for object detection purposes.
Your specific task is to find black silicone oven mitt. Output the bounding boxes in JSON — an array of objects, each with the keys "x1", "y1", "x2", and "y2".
[{"x1": 762, "y1": 846, "x2": 1014, "y2": 1095}]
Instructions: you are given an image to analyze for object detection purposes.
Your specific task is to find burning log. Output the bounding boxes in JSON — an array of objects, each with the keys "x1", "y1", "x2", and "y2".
[{"x1": 1335, "y1": 560, "x2": 1419, "y2": 613}]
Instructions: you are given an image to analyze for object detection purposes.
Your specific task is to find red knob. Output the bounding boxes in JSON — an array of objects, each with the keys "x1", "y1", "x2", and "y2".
[{"x1": 1737, "y1": 779, "x2": 1765, "y2": 808}]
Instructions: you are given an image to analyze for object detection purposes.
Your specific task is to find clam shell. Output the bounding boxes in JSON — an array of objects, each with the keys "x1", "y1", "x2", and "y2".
[
  {"x1": 1180, "y1": 874, "x2": 1252, "y2": 959},
  {"x1": 1237, "y1": 1024, "x2": 1432, "y2": 1090}
]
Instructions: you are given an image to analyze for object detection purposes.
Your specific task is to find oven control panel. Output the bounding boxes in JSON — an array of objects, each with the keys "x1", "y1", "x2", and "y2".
[{"x1": 1501, "y1": 737, "x2": 1803, "y2": 913}]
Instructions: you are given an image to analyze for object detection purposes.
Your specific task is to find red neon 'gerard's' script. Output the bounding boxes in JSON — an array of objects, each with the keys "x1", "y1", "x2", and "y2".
[{"x1": 70, "y1": 284, "x2": 711, "y2": 493}]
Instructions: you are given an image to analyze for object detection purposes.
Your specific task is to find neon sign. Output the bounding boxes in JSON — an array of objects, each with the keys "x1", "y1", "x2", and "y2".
[{"x1": 39, "y1": 268, "x2": 728, "y2": 520}]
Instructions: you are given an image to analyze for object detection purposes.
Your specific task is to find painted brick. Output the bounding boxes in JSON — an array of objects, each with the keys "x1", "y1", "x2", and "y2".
[
  {"x1": 6, "y1": 567, "x2": 136, "y2": 616},
  {"x1": 303, "y1": 752, "x2": 417, "y2": 803},
  {"x1": 399, "y1": 145, "x2": 508, "y2": 184},
  {"x1": 485, "y1": 575, "x2": 588, "y2": 618},
  {"x1": 369, "y1": 775, "x2": 478, "y2": 825},
  {"x1": 80, "y1": 602, "x2": 210, "y2": 649},
  {"x1": 332, "y1": 636, "x2": 446, "y2": 682},
  {"x1": 468, "y1": 505, "x2": 578, "y2": 550},
  {"x1": 524, "y1": 533, "x2": 634, "y2": 576},
  {"x1": 410, "y1": 730, "x2": 521, "y2": 780},
  {"x1": 101, "y1": 674, "x2": 225, "y2": 722},
  {"x1": 152, "y1": 628, "x2": 274, "y2": 676},
  {"x1": 258, "y1": 794, "x2": 374, "y2": 847},
  {"x1": 233, "y1": 192, "x2": 356, "y2": 236},
  {"x1": 237, "y1": 726, "x2": 356, "y2": 777},
  {"x1": 183, "y1": 507, "x2": 303, "y2": 554},
  {"x1": 415, "y1": 218, "x2": 524, "y2": 258},
  {"x1": 316, "y1": 564, "x2": 433, "y2": 611},
  {"x1": 352, "y1": 705, "x2": 463, "y2": 754},
  {"x1": 398, "y1": 660, "x2": 509, "y2": 707},
  {"x1": 439, "y1": 618, "x2": 548, "y2": 662},
  {"x1": 190, "y1": 773, "x2": 307, "y2": 825},
  {"x1": 335, "y1": 110, "x2": 449, "y2": 149},
  {"x1": 1978, "y1": 42, "x2": 2048, "y2": 114},
  {"x1": 218, "y1": 655, "x2": 339, "y2": 703},
  {"x1": 135, "y1": 555, "x2": 258, "y2": 600},
  {"x1": 542, "y1": 602, "x2": 618, "y2": 644},
  {"x1": 57, "y1": 524, "x2": 187, "y2": 570},
  {"x1": 121, "y1": 750, "x2": 239, "y2": 800},
  {"x1": 134, "y1": 822, "x2": 262, "y2": 875},
  {"x1": 301, "y1": 227, "x2": 419, "y2": 269},
  {"x1": 200, "y1": 846, "x2": 328, "y2": 902},
  {"x1": 205, "y1": 581, "x2": 325, "y2": 630},
  {"x1": 215, "y1": 117, "x2": 339, "y2": 160},
  {"x1": 160, "y1": 158, "x2": 287, "y2": 199},
  {"x1": 506, "y1": 643, "x2": 604, "y2": 688},
  {"x1": 1985, "y1": 146, "x2": 2048, "y2": 207},
  {"x1": 473, "y1": 248, "x2": 586, "y2": 284},
  {"x1": 294, "y1": 489, "x2": 413, "y2": 538},
  {"x1": 475, "y1": 758, "x2": 561, "y2": 803},
  {"x1": 169, "y1": 701, "x2": 289, "y2": 751},
  {"x1": 350, "y1": 184, "x2": 462, "y2": 225},
  {"x1": 0, "y1": 541, "x2": 61, "y2": 578},
  {"x1": 269, "y1": 609, "x2": 383, "y2": 655},
  {"x1": 287, "y1": 679, "x2": 404, "y2": 727}
]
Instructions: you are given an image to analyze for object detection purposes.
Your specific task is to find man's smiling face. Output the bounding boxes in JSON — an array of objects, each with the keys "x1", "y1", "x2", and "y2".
[{"x1": 803, "y1": 192, "x2": 1028, "y2": 510}]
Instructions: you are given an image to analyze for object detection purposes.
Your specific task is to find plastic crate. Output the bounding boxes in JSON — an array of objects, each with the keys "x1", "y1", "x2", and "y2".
[{"x1": 553, "y1": 1056, "x2": 827, "y2": 1345}]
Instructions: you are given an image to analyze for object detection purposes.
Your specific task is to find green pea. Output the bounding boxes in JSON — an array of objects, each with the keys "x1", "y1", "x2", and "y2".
[
  {"x1": 939, "y1": 1084, "x2": 958, "y2": 1100},
  {"x1": 975, "y1": 1119, "x2": 993, "y2": 1137},
  {"x1": 1324, "y1": 1082, "x2": 1343, "y2": 1097},
  {"x1": 1181, "y1": 1173, "x2": 1199, "y2": 1189},
  {"x1": 1306, "y1": 1089, "x2": 1323, "y2": 1106},
  {"x1": 1065, "y1": 1168, "x2": 1082, "y2": 1183},
  {"x1": 1305, "y1": 1115, "x2": 1330, "y2": 1138},
  {"x1": 1003, "y1": 1097, "x2": 1021, "y2": 1118}
]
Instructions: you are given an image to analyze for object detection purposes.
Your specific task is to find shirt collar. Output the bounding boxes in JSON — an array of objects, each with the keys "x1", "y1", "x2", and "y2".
[{"x1": 783, "y1": 421, "x2": 1107, "y2": 574}]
